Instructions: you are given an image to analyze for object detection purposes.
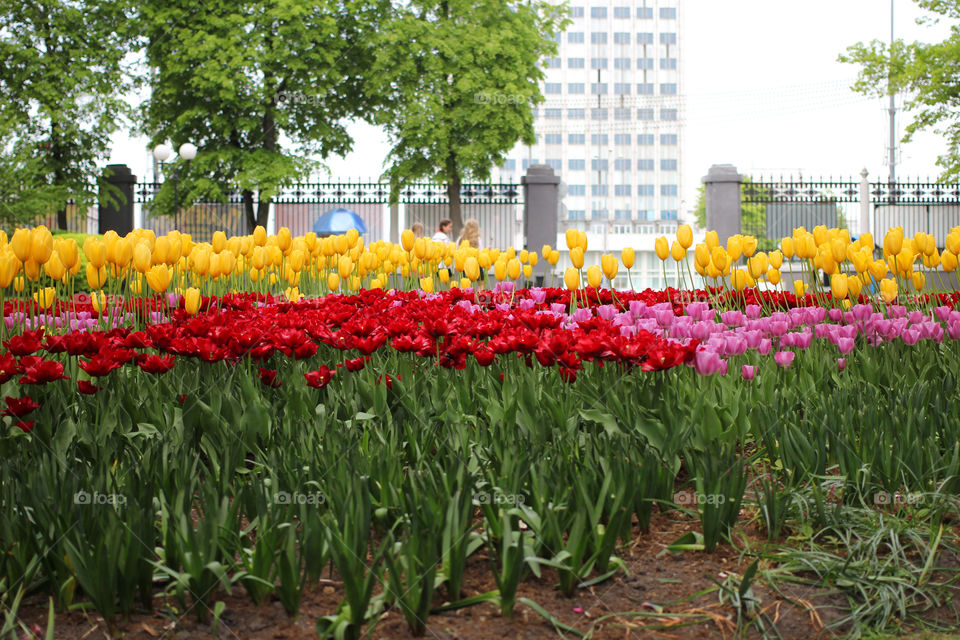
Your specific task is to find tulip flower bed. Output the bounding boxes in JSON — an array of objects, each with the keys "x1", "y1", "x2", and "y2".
[{"x1": 3, "y1": 222, "x2": 960, "y2": 638}]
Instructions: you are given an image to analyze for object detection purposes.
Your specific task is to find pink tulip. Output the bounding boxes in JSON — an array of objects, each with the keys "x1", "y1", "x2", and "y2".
[
  {"x1": 836, "y1": 337, "x2": 855, "y2": 354},
  {"x1": 758, "y1": 338, "x2": 772, "y2": 355},
  {"x1": 774, "y1": 351, "x2": 795, "y2": 368},
  {"x1": 694, "y1": 350, "x2": 723, "y2": 376},
  {"x1": 741, "y1": 365, "x2": 757, "y2": 380},
  {"x1": 837, "y1": 358, "x2": 846, "y2": 371}
]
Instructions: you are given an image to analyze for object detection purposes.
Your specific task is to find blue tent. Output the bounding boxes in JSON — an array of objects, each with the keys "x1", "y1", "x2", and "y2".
[{"x1": 313, "y1": 207, "x2": 367, "y2": 235}]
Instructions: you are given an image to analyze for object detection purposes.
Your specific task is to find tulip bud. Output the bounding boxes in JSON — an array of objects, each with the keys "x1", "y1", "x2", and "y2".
[
  {"x1": 766, "y1": 268, "x2": 780, "y2": 285},
  {"x1": 912, "y1": 271, "x2": 925, "y2": 292},
  {"x1": 564, "y1": 267, "x2": 579, "y2": 290},
  {"x1": 86, "y1": 262, "x2": 107, "y2": 289},
  {"x1": 328, "y1": 272, "x2": 340, "y2": 291},
  {"x1": 730, "y1": 269, "x2": 750, "y2": 291},
  {"x1": 704, "y1": 230, "x2": 719, "y2": 251},
  {"x1": 549, "y1": 250, "x2": 560, "y2": 265},
  {"x1": 465, "y1": 256, "x2": 480, "y2": 281},
  {"x1": 0, "y1": 253, "x2": 18, "y2": 288},
  {"x1": 565, "y1": 229, "x2": 578, "y2": 250},
  {"x1": 420, "y1": 277, "x2": 434, "y2": 293},
  {"x1": 30, "y1": 227, "x2": 54, "y2": 264},
  {"x1": 670, "y1": 241, "x2": 686, "y2": 262},
  {"x1": 942, "y1": 250, "x2": 958, "y2": 272},
  {"x1": 726, "y1": 235, "x2": 743, "y2": 261},
  {"x1": 793, "y1": 279, "x2": 807, "y2": 297},
  {"x1": 586, "y1": 264, "x2": 602, "y2": 288},
  {"x1": 677, "y1": 224, "x2": 693, "y2": 249},
  {"x1": 184, "y1": 287, "x2": 201, "y2": 315},
  {"x1": 880, "y1": 277, "x2": 898, "y2": 303},
  {"x1": 884, "y1": 227, "x2": 903, "y2": 256},
  {"x1": 847, "y1": 274, "x2": 862, "y2": 298},
  {"x1": 146, "y1": 264, "x2": 171, "y2": 293},
  {"x1": 276, "y1": 227, "x2": 292, "y2": 252},
  {"x1": 523, "y1": 264, "x2": 532, "y2": 278},
  {"x1": 621, "y1": 247, "x2": 635, "y2": 269},
  {"x1": 493, "y1": 260, "x2": 506, "y2": 281},
  {"x1": 655, "y1": 237, "x2": 669, "y2": 261},
  {"x1": 10, "y1": 229, "x2": 31, "y2": 262},
  {"x1": 401, "y1": 229, "x2": 415, "y2": 252},
  {"x1": 780, "y1": 237, "x2": 795, "y2": 259},
  {"x1": 742, "y1": 235, "x2": 758, "y2": 258},
  {"x1": 33, "y1": 287, "x2": 56, "y2": 309},
  {"x1": 830, "y1": 273, "x2": 848, "y2": 299}
]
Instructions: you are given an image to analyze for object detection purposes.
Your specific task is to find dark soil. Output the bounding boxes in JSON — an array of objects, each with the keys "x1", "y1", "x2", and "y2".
[{"x1": 11, "y1": 506, "x2": 956, "y2": 639}]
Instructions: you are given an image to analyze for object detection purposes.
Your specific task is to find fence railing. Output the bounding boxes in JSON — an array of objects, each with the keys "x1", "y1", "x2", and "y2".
[{"x1": 134, "y1": 180, "x2": 523, "y2": 248}]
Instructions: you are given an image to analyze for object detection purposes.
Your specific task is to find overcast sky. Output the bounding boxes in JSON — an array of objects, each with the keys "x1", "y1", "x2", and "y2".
[{"x1": 111, "y1": 0, "x2": 955, "y2": 214}]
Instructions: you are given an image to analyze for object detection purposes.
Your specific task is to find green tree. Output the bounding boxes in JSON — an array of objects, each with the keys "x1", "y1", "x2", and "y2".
[
  {"x1": 0, "y1": 0, "x2": 136, "y2": 229},
  {"x1": 0, "y1": 122, "x2": 70, "y2": 229},
  {"x1": 841, "y1": 0, "x2": 960, "y2": 177},
  {"x1": 365, "y1": 0, "x2": 568, "y2": 238},
  {"x1": 140, "y1": 0, "x2": 387, "y2": 233}
]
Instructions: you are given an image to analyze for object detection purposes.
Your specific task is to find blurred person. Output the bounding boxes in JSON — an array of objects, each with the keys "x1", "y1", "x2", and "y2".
[
  {"x1": 411, "y1": 221, "x2": 425, "y2": 238},
  {"x1": 457, "y1": 218, "x2": 480, "y2": 248},
  {"x1": 431, "y1": 218, "x2": 453, "y2": 243}
]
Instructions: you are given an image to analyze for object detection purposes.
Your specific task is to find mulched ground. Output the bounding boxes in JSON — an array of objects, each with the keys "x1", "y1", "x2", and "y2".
[{"x1": 12, "y1": 504, "x2": 958, "y2": 639}]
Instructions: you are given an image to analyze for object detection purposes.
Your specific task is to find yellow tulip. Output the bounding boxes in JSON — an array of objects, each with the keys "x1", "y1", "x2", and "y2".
[
  {"x1": 946, "y1": 232, "x2": 960, "y2": 256},
  {"x1": 768, "y1": 250, "x2": 783, "y2": 269},
  {"x1": 564, "y1": 267, "x2": 579, "y2": 290},
  {"x1": 780, "y1": 237, "x2": 795, "y2": 259},
  {"x1": 694, "y1": 244, "x2": 710, "y2": 269},
  {"x1": 570, "y1": 246, "x2": 584, "y2": 269},
  {"x1": 401, "y1": 229, "x2": 415, "y2": 252},
  {"x1": 529, "y1": 252, "x2": 538, "y2": 267},
  {"x1": 328, "y1": 272, "x2": 340, "y2": 291},
  {"x1": 86, "y1": 263, "x2": 107, "y2": 289},
  {"x1": 438, "y1": 267, "x2": 450, "y2": 284},
  {"x1": 655, "y1": 237, "x2": 669, "y2": 261},
  {"x1": 276, "y1": 227, "x2": 292, "y2": 252},
  {"x1": 830, "y1": 273, "x2": 848, "y2": 299},
  {"x1": 677, "y1": 224, "x2": 693, "y2": 249},
  {"x1": 493, "y1": 260, "x2": 506, "y2": 281},
  {"x1": 507, "y1": 258, "x2": 521, "y2": 280},
  {"x1": 942, "y1": 250, "x2": 958, "y2": 272},
  {"x1": 766, "y1": 268, "x2": 781, "y2": 285},
  {"x1": 22, "y1": 258, "x2": 39, "y2": 282},
  {"x1": 33, "y1": 287, "x2": 56, "y2": 309},
  {"x1": 912, "y1": 271, "x2": 925, "y2": 292},
  {"x1": 465, "y1": 256, "x2": 480, "y2": 281},
  {"x1": 730, "y1": 269, "x2": 750, "y2": 291},
  {"x1": 523, "y1": 264, "x2": 532, "y2": 278},
  {"x1": 29, "y1": 227, "x2": 54, "y2": 264},
  {"x1": 133, "y1": 243, "x2": 152, "y2": 273},
  {"x1": 338, "y1": 255, "x2": 353, "y2": 279},
  {"x1": 670, "y1": 241, "x2": 686, "y2": 262},
  {"x1": 742, "y1": 235, "x2": 758, "y2": 258},
  {"x1": 43, "y1": 252, "x2": 65, "y2": 281},
  {"x1": 726, "y1": 235, "x2": 743, "y2": 261},
  {"x1": 813, "y1": 225, "x2": 829, "y2": 247},
  {"x1": 895, "y1": 248, "x2": 914, "y2": 274},
  {"x1": 704, "y1": 230, "x2": 719, "y2": 251},
  {"x1": 13, "y1": 276, "x2": 24, "y2": 292},
  {"x1": 10, "y1": 229, "x2": 31, "y2": 262},
  {"x1": 284, "y1": 286, "x2": 301, "y2": 302},
  {"x1": 253, "y1": 225, "x2": 267, "y2": 246},
  {"x1": 710, "y1": 247, "x2": 729, "y2": 272},
  {"x1": 90, "y1": 290, "x2": 107, "y2": 314},
  {"x1": 145, "y1": 264, "x2": 171, "y2": 293},
  {"x1": 0, "y1": 254, "x2": 18, "y2": 288},
  {"x1": 884, "y1": 227, "x2": 903, "y2": 256},
  {"x1": 549, "y1": 250, "x2": 560, "y2": 265},
  {"x1": 847, "y1": 274, "x2": 862, "y2": 298},
  {"x1": 420, "y1": 276, "x2": 434, "y2": 293},
  {"x1": 184, "y1": 287, "x2": 201, "y2": 315},
  {"x1": 880, "y1": 277, "x2": 898, "y2": 303},
  {"x1": 84, "y1": 240, "x2": 108, "y2": 269},
  {"x1": 793, "y1": 279, "x2": 807, "y2": 297},
  {"x1": 621, "y1": 247, "x2": 635, "y2": 269},
  {"x1": 870, "y1": 259, "x2": 888, "y2": 281},
  {"x1": 586, "y1": 265, "x2": 602, "y2": 288},
  {"x1": 601, "y1": 254, "x2": 618, "y2": 280},
  {"x1": 57, "y1": 238, "x2": 79, "y2": 270}
]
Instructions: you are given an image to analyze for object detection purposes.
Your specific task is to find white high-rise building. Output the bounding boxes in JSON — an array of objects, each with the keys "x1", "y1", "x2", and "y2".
[{"x1": 495, "y1": 0, "x2": 697, "y2": 290}]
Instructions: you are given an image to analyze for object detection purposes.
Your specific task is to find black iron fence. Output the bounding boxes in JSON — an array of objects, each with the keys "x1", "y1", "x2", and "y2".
[
  {"x1": 741, "y1": 177, "x2": 960, "y2": 251},
  {"x1": 135, "y1": 180, "x2": 523, "y2": 248}
]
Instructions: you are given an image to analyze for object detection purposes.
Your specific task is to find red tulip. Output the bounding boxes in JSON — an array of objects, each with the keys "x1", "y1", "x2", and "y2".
[
  {"x1": 18, "y1": 357, "x2": 68, "y2": 384},
  {"x1": 304, "y1": 366, "x2": 335, "y2": 389},
  {"x1": 77, "y1": 380, "x2": 102, "y2": 395},
  {"x1": 3, "y1": 395, "x2": 40, "y2": 417},
  {"x1": 258, "y1": 368, "x2": 281, "y2": 388},
  {"x1": 136, "y1": 354, "x2": 176, "y2": 374},
  {"x1": 78, "y1": 357, "x2": 122, "y2": 377}
]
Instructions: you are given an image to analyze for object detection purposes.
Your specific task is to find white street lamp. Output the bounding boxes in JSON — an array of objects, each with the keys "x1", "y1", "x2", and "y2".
[
  {"x1": 152, "y1": 140, "x2": 198, "y2": 219},
  {"x1": 178, "y1": 143, "x2": 197, "y2": 161}
]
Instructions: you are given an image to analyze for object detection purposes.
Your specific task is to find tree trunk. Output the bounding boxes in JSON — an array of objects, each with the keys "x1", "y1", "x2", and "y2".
[
  {"x1": 243, "y1": 189, "x2": 256, "y2": 233},
  {"x1": 445, "y1": 152, "x2": 463, "y2": 240},
  {"x1": 256, "y1": 199, "x2": 270, "y2": 231}
]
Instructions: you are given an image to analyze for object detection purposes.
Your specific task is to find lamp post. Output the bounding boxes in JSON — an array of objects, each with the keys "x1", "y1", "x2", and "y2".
[{"x1": 152, "y1": 142, "x2": 197, "y2": 221}]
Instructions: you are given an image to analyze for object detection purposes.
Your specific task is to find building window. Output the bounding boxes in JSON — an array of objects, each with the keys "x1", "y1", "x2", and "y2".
[
  {"x1": 591, "y1": 108, "x2": 608, "y2": 120},
  {"x1": 545, "y1": 158, "x2": 562, "y2": 171},
  {"x1": 637, "y1": 134, "x2": 654, "y2": 146},
  {"x1": 661, "y1": 159, "x2": 678, "y2": 171},
  {"x1": 544, "y1": 82, "x2": 561, "y2": 94},
  {"x1": 590, "y1": 57, "x2": 608, "y2": 69},
  {"x1": 568, "y1": 184, "x2": 586, "y2": 195},
  {"x1": 661, "y1": 109, "x2": 678, "y2": 121},
  {"x1": 613, "y1": 82, "x2": 631, "y2": 95},
  {"x1": 637, "y1": 108, "x2": 654, "y2": 120},
  {"x1": 637, "y1": 58, "x2": 654, "y2": 70},
  {"x1": 591, "y1": 209, "x2": 608, "y2": 221},
  {"x1": 590, "y1": 83, "x2": 608, "y2": 94},
  {"x1": 637, "y1": 83, "x2": 654, "y2": 95},
  {"x1": 569, "y1": 133, "x2": 586, "y2": 144},
  {"x1": 545, "y1": 56, "x2": 562, "y2": 68},
  {"x1": 591, "y1": 133, "x2": 609, "y2": 145},
  {"x1": 614, "y1": 158, "x2": 631, "y2": 170},
  {"x1": 614, "y1": 57, "x2": 630, "y2": 69},
  {"x1": 613, "y1": 32, "x2": 630, "y2": 44},
  {"x1": 613, "y1": 6, "x2": 630, "y2": 18},
  {"x1": 637, "y1": 158, "x2": 654, "y2": 170},
  {"x1": 568, "y1": 158, "x2": 585, "y2": 170},
  {"x1": 661, "y1": 133, "x2": 678, "y2": 145},
  {"x1": 637, "y1": 32, "x2": 654, "y2": 45},
  {"x1": 638, "y1": 184, "x2": 655, "y2": 196},
  {"x1": 660, "y1": 7, "x2": 677, "y2": 19},
  {"x1": 660, "y1": 58, "x2": 678, "y2": 70},
  {"x1": 614, "y1": 184, "x2": 632, "y2": 196},
  {"x1": 591, "y1": 32, "x2": 607, "y2": 44},
  {"x1": 591, "y1": 158, "x2": 609, "y2": 170},
  {"x1": 590, "y1": 6, "x2": 607, "y2": 18},
  {"x1": 660, "y1": 83, "x2": 678, "y2": 95},
  {"x1": 614, "y1": 133, "x2": 632, "y2": 145},
  {"x1": 637, "y1": 6, "x2": 653, "y2": 18},
  {"x1": 568, "y1": 82, "x2": 585, "y2": 94},
  {"x1": 544, "y1": 108, "x2": 561, "y2": 119},
  {"x1": 591, "y1": 185, "x2": 608, "y2": 196},
  {"x1": 521, "y1": 158, "x2": 540, "y2": 170},
  {"x1": 614, "y1": 108, "x2": 631, "y2": 120},
  {"x1": 568, "y1": 32, "x2": 584, "y2": 43},
  {"x1": 614, "y1": 209, "x2": 632, "y2": 220},
  {"x1": 661, "y1": 210, "x2": 678, "y2": 220},
  {"x1": 570, "y1": 6, "x2": 584, "y2": 17},
  {"x1": 660, "y1": 32, "x2": 677, "y2": 45},
  {"x1": 567, "y1": 209, "x2": 586, "y2": 220},
  {"x1": 500, "y1": 159, "x2": 516, "y2": 171},
  {"x1": 568, "y1": 108, "x2": 585, "y2": 119},
  {"x1": 568, "y1": 57, "x2": 585, "y2": 68},
  {"x1": 545, "y1": 133, "x2": 562, "y2": 145},
  {"x1": 661, "y1": 184, "x2": 678, "y2": 196}
]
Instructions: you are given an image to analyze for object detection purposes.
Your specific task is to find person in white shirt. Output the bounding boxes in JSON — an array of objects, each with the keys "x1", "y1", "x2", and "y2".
[{"x1": 430, "y1": 219, "x2": 453, "y2": 243}]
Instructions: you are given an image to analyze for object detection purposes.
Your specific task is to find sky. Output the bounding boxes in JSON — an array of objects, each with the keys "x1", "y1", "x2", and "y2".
[{"x1": 110, "y1": 0, "x2": 955, "y2": 216}]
